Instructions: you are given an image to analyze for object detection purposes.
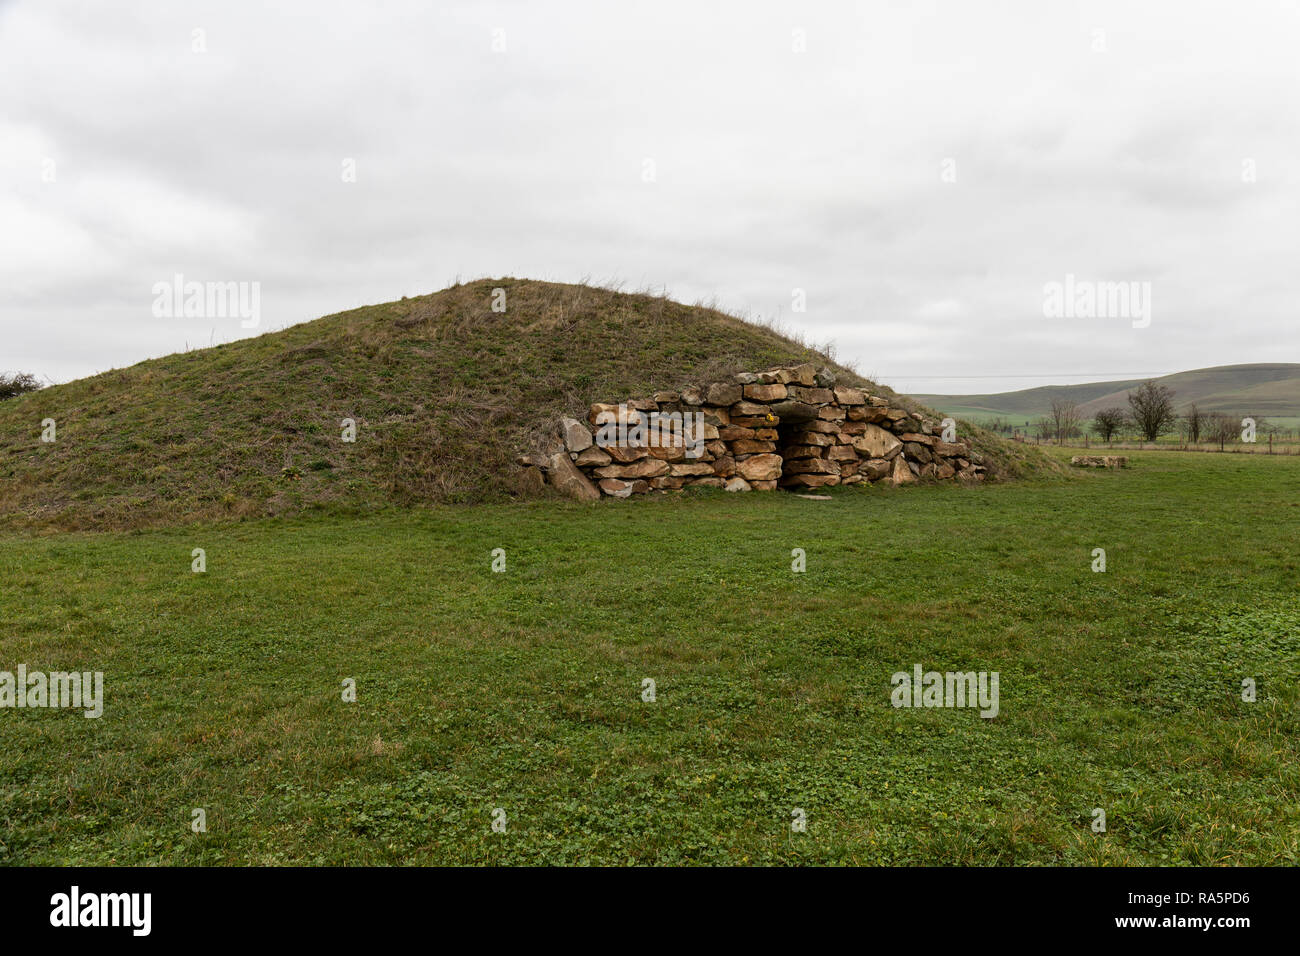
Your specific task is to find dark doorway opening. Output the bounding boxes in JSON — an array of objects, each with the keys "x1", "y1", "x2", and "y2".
[{"x1": 774, "y1": 410, "x2": 817, "y2": 489}]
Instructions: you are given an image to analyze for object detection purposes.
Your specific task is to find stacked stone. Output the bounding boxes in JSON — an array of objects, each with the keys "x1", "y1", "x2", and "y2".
[{"x1": 533, "y1": 362, "x2": 986, "y2": 498}]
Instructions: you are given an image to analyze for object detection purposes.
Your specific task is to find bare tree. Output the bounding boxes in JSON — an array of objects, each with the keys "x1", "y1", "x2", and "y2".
[
  {"x1": 1092, "y1": 407, "x2": 1127, "y2": 443},
  {"x1": 1032, "y1": 416, "x2": 1054, "y2": 441},
  {"x1": 1049, "y1": 398, "x2": 1082, "y2": 444},
  {"x1": 1206, "y1": 412, "x2": 1237, "y2": 451},
  {"x1": 1182, "y1": 403, "x2": 1204, "y2": 445},
  {"x1": 1127, "y1": 379, "x2": 1177, "y2": 442}
]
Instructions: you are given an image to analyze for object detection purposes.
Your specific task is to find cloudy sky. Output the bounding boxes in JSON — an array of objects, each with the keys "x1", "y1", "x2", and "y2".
[{"x1": 2, "y1": 0, "x2": 1297, "y2": 395}]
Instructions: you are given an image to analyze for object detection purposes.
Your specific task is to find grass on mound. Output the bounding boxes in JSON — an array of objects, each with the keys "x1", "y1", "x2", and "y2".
[
  {"x1": 0, "y1": 279, "x2": 1057, "y2": 532},
  {"x1": 0, "y1": 448, "x2": 1296, "y2": 865}
]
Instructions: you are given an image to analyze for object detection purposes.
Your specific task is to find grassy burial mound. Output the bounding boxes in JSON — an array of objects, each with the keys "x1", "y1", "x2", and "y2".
[{"x1": 0, "y1": 279, "x2": 1057, "y2": 531}]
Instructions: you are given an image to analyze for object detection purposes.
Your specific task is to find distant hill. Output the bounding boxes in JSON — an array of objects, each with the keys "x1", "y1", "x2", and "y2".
[
  {"x1": 914, "y1": 363, "x2": 1300, "y2": 424},
  {"x1": 0, "y1": 279, "x2": 1052, "y2": 531}
]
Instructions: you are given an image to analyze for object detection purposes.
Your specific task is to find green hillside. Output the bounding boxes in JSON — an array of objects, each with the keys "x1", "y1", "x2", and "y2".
[
  {"x1": 914, "y1": 363, "x2": 1300, "y2": 424},
  {"x1": 0, "y1": 279, "x2": 1052, "y2": 532}
]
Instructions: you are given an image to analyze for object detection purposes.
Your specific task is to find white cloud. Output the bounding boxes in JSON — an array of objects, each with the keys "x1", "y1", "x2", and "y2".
[{"x1": 1, "y1": 0, "x2": 1297, "y2": 391}]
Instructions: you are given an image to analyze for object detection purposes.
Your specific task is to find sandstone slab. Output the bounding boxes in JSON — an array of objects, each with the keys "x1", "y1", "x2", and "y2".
[
  {"x1": 889, "y1": 455, "x2": 916, "y2": 485},
  {"x1": 548, "y1": 451, "x2": 602, "y2": 501},
  {"x1": 562, "y1": 417, "x2": 593, "y2": 452},
  {"x1": 669, "y1": 461, "x2": 715, "y2": 477},
  {"x1": 860, "y1": 458, "x2": 891, "y2": 481},
  {"x1": 594, "y1": 458, "x2": 670, "y2": 480},
  {"x1": 784, "y1": 458, "x2": 840, "y2": 476},
  {"x1": 787, "y1": 385, "x2": 835, "y2": 404},
  {"x1": 743, "y1": 383, "x2": 787, "y2": 402},
  {"x1": 736, "y1": 453, "x2": 783, "y2": 481},
  {"x1": 603, "y1": 443, "x2": 648, "y2": 463},
  {"x1": 852, "y1": 424, "x2": 903, "y2": 459},
  {"x1": 574, "y1": 446, "x2": 612, "y2": 467},
  {"x1": 768, "y1": 400, "x2": 816, "y2": 422},
  {"x1": 705, "y1": 383, "x2": 742, "y2": 406}
]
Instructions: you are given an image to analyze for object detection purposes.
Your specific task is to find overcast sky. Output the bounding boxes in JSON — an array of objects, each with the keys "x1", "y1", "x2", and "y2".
[{"x1": 2, "y1": 0, "x2": 1297, "y2": 395}]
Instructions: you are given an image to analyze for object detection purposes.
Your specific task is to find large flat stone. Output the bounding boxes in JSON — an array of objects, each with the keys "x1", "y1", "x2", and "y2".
[
  {"x1": 889, "y1": 455, "x2": 916, "y2": 485},
  {"x1": 705, "y1": 383, "x2": 742, "y2": 406},
  {"x1": 742, "y1": 383, "x2": 787, "y2": 402},
  {"x1": 852, "y1": 424, "x2": 903, "y2": 459},
  {"x1": 787, "y1": 386, "x2": 835, "y2": 404},
  {"x1": 547, "y1": 451, "x2": 602, "y2": 500},
  {"x1": 735, "y1": 453, "x2": 783, "y2": 481},
  {"x1": 594, "y1": 458, "x2": 670, "y2": 479},
  {"x1": 768, "y1": 400, "x2": 817, "y2": 422},
  {"x1": 562, "y1": 417, "x2": 593, "y2": 452}
]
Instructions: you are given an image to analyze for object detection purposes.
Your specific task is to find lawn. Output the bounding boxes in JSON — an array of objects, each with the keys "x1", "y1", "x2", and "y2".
[{"x1": 1, "y1": 448, "x2": 1297, "y2": 865}]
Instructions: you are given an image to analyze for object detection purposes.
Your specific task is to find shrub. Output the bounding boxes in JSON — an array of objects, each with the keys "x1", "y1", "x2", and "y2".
[{"x1": 0, "y1": 372, "x2": 42, "y2": 400}]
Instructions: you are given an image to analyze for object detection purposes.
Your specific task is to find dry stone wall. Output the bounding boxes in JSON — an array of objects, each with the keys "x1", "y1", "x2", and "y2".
[{"x1": 525, "y1": 363, "x2": 986, "y2": 499}]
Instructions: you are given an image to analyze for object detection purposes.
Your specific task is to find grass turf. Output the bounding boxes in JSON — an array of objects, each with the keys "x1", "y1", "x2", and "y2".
[{"x1": 1, "y1": 447, "x2": 1297, "y2": 865}]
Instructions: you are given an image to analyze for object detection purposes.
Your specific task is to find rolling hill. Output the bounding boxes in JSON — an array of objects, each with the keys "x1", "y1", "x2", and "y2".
[
  {"x1": 914, "y1": 363, "x2": 1300, "y2": 424},
  {"x1": 0, "y1": 279, "x2": 1053, "y2": 531}
]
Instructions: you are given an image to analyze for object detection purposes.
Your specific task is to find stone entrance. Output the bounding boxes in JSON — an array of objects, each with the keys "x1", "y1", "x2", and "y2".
[{"x1": 524, "y1": 362, "x2": 987, "y2": 499}]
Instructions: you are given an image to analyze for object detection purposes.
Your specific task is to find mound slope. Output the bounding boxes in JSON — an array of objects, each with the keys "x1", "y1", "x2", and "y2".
[{"x1": 0, "y1": 279, "x2": 1055, "y2": 530}]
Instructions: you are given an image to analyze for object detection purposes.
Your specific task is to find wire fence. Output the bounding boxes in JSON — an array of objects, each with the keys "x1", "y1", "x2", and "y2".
[{"x1": 1008, "y1": 435, "x2": 1300, "y2": 455}]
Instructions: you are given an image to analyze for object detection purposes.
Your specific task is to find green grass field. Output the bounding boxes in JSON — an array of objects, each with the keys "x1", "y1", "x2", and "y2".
[{"x1": 2, "y1": 448, "x2": 1297, "y2": 865}]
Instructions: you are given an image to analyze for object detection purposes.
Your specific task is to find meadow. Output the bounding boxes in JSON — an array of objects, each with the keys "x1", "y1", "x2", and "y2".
[{"x1": 1, "y1": 448, "x2": 1297, "y2": 865}]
